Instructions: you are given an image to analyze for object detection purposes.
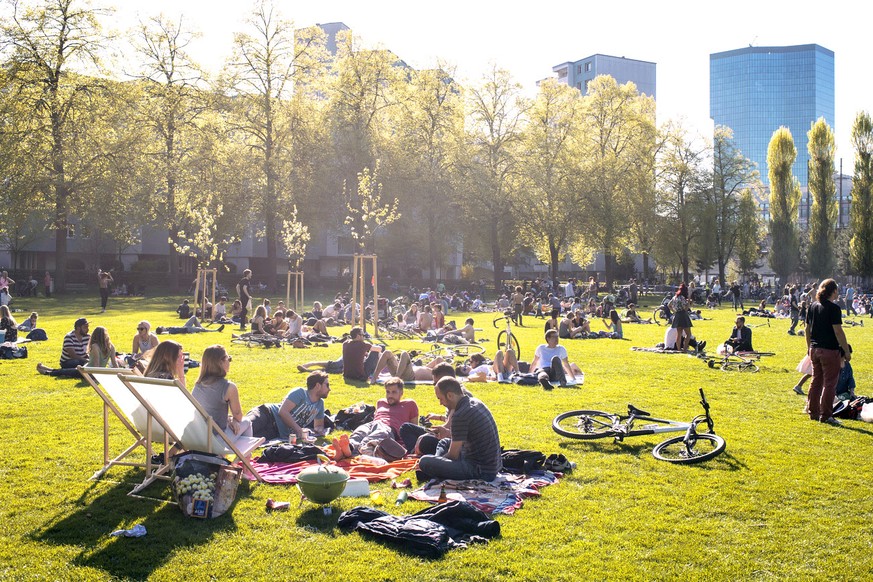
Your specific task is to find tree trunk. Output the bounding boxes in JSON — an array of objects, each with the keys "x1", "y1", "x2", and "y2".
[
  {"x1": 642, "y1": 252, "x2": 650, "y2": 282},
  {"x1": 604, "y1": 252, "x2": 615, "y2": 290},
  {"x1": 550, "y1": 241, "x2": 560, "y2": 284},
  {"x1": 490, "y1": 222, "x2": 503, "y2": 293}
]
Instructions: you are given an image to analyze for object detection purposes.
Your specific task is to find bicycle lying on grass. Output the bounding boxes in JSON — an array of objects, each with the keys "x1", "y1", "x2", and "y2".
[
  {"x1": 552, "y1": 388, "x2": 726, "y2": 464},
  {"x1": 700, "y1": 349, "x2": 773, "y2": 373},
  {"x1": 417, "y1": 342, "x2": 486, "y2": 362}
]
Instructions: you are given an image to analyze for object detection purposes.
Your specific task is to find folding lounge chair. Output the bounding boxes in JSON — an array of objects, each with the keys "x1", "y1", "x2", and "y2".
[
  {"x1": 79, "y1": 367, "x2": 173, "y2": 495},
  {"x1": 118, "y1": 374, "x2": 265, "y2": 484}
]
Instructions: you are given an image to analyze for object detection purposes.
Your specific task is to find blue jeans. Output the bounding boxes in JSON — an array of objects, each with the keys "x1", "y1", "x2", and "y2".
[{"x1": 418, "y1": 438, "x2": 496, "y2": 481}]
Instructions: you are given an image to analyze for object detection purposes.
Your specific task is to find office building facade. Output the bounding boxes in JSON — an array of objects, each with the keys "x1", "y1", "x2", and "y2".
[{"x1": 710, "y1": 44, "x2": 835, "y2": 190}]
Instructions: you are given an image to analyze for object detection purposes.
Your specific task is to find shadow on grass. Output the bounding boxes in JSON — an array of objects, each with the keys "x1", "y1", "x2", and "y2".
[
  {"x1": 295, "y1": 505, "x2": 342, "y2": 535},
  {"x1": 33, "y1": 475, "x2": 247, "y2": 580},
  {"x1": 557, "y1": 439, "x2": 651, "y2": 458}
]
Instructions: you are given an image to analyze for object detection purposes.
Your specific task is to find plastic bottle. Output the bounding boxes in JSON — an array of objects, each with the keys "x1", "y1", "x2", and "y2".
[
  {"x1": 395, "y1": 491, "x2": 409, "y2": 505},
  {"x1": 438, "y1": 484, "x2": 447, "y2": 503}
]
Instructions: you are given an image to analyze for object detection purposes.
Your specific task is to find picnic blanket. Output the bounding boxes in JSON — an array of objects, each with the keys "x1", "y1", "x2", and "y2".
[
  {"x1": 631, "y1": 346, "x2": 687, "y2": 354},
  {"x1": 242, "y1": 455, "x2": 419, "y2": 484},
  {"x1": 409, "y1": 470, "x2": 560, "y2": 516}
]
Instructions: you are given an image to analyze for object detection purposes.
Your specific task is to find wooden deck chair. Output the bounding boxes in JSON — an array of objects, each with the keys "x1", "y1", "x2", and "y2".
[
  {"x1": 79, "y1": 367, "x2": 173, "y2": 495},
  {"x1": 118, "y1": 374, "x2": 266, "y2": 484}
]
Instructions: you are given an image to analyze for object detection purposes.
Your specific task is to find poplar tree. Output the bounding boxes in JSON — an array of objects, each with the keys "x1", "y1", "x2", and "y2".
[
  {"x1": 806, "y1": 117, "x2": 837, "y2": 278},
  {"x1": 849, "y1": 111, "x2": 873, "y2": 278},
  {"x1": 767, "y1": 127, "x2": 801, "y2": 285}
]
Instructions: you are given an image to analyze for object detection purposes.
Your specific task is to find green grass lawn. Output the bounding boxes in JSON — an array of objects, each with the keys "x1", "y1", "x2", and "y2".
[{"x1": 2, "y1": 293, "x2": 872, "y2": 581}]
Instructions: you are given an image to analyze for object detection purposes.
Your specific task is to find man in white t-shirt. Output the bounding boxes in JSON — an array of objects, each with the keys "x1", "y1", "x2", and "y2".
[{"x1": 529, "y1": 330, "x2": 578, "y2": 389}]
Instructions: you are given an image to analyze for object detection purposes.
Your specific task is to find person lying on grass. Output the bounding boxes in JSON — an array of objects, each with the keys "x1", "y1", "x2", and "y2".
[{"x1": 368, "y1": 349, "x2": 446, "y2": 384}]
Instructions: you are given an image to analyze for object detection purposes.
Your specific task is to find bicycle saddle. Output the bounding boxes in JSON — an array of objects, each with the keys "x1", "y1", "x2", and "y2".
[{"x1": 627, "y1": 404, "x2": 650, "y2": 417}]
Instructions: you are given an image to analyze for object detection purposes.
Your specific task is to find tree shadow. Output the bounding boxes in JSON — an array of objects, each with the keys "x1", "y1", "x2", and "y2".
[{"x1": 32, "y1": 476, "x2": 246, "y2": 580}]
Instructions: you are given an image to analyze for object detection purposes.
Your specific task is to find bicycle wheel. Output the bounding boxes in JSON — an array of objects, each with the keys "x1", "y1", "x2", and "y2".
[
  {"x1": 449, "y1": 343, "x2": 486, "y2": 357},
  {"x1": 721, "y1": 361, "x2": 758, "y2": 373},
  {"x1": 497, "y1": 330, "x2": 521, "y2": 360},
  {"x1": 652, "y1": 433, "x2": 726, "y2": 464},
  {"x1": 652, "y1": 308, "x2": 666, "y2": 325},
  {"x1": 552, "y1": 410, "x2": 619, "y2": 439}
]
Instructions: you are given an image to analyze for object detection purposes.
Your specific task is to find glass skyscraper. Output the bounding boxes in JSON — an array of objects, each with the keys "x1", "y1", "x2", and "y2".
[{"x1": 710, "y1": 44, "x2": 834, "y2": 191}]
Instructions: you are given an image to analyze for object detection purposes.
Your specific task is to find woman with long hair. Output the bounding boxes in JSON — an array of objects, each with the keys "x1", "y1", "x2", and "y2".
[
  {"x1": 86, "y1": 326, "x2": 119, "y2": 368},
  {"x1": 131, "y1": 321, "x2": 159, "y2": 361},
  {"x1": 143, "y1": 340, "x2": 186, "y2": 388},
  {"x1": 0, "y1": 305, "x2": 18, "y2": 343},
  {"x1": 805, "y1": 278, "x2": 851, "y2": 426},
  {"x1": 603, "y1": 309, "x2": 623, "y2": 339},
  {"x1": 192, "y1": 345, "x2": 252, "y2": 443},
  {"x1": 669, "y1": 283, "x2": 693, "y2": 351}
]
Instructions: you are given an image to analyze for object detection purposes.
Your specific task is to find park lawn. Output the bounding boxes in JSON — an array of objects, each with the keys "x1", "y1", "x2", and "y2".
[{"x1": 1, "y1": 294, "x2": 872, "y2": 581}]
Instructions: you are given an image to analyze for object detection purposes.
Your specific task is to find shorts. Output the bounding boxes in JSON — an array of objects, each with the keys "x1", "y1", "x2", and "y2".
[{"x1": 324, "y1": 359, "x2": 344, "y2": 374}]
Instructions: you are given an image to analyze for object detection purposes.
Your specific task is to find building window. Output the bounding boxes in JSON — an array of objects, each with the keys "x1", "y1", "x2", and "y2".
[
  {"x1": 585, "y1": 61, "x2": 592, "y2": 72},
  {"x1": 584, "y1": 79, "x2": 590, "y2": 93},
  {"x1": 66, "y1": 224, "x2": 76, "y2": 239},
  {"x1": 337, "y1": 236, "x2": 356, "y2": 255},
  {"x1": 577, "y1": 65, "x2": 582, "y2": 74}
]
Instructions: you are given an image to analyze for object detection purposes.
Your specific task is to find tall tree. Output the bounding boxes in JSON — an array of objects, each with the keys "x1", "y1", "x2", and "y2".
[
  {"x1": 578, "y1": 75, "x2": 656, "y2": 288},
  {"x1": 0, "y1": 0, "x2": 111, "y2": 291},
  {"x1": 806, "y1": 117, "x2": 837, "y2": 278},
  {"x1": 734, "y1": 189, "x2": 764, "y2": 277},
  {"x1": 224, "y1": 1, "x2": 326, "y2": 284},
  {"x1": 849, "y1": 111, "x2": 873, "y2": 278},
  {"x1": 462, "y1": 65, "x2": 528, "y2": 291},
  {"x1": 514, "y1": 78, "x2": 581, "y2": 282},
  {"x1": 653, "y1": 121, "x2": 709, "y2": 283},
  {"x1": 708, "y1": 125, "x2": 760, "y2": 285},
  {"x1": 767, "y1": 127, "x2": 801, "y2": 285},
  {"x1": 129, "y1": 14, "x2": 208, "y2": 290},
  {"x1": 392, "y1": 65, "x2": 463, "y2": 284}
]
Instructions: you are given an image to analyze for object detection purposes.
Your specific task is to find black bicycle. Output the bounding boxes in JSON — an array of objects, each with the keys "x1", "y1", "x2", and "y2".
[
  {"x1": 492, "y1": 313, "x2": 521, "y2": 360},
  {"x1": 552, "y1": 388, "x2": 725, "y2": 464}
]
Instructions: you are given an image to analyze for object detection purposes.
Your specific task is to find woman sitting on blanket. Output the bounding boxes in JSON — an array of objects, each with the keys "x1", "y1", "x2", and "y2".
[
  {"x1": 143, "y1": 340, "x2": 187, "y2": 389},
  {"x1": 192, "y1": 345, "x2": 253, "y2": 445}
]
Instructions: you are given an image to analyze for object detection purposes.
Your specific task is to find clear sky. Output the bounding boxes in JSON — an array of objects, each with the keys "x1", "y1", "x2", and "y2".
[{"x1": 108, "y1": 0, "x2": 871, "y2": 165}]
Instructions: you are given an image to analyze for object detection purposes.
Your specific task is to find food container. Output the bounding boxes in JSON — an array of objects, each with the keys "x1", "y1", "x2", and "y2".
[{"x1": 296, "y1": 461, "x2": 349, "y2": 504}]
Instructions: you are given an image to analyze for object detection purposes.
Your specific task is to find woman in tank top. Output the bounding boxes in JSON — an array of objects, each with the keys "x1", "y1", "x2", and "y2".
[{"x1": 191, "y1": 345, "x2": 252, "y2": 443}]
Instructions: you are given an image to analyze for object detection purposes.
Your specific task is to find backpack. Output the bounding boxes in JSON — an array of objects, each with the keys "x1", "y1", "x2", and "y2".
[
  {"x1": 374, "y1": 437, "x2": 407, "y2": 462},
  {"x1": 0, "y1": 345, "x2": 26, "y2": 359},
  {"x1": 27, "y1": 328, "x2": 47, "y2": 341},
  {"x1": 500, "y1": 448, "x2": 546, "y2": 474},
  {"x1": 331, "y1": 403, "x2": 376, "y2": 431},
  {"x1": 834, "y1": 396, "x2": 869, "y2": 420}
]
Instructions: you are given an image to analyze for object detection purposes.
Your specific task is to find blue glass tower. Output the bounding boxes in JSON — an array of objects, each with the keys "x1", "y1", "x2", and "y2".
[{"x1": 710, "y1": 44, "x2": 834, "y2": 193}]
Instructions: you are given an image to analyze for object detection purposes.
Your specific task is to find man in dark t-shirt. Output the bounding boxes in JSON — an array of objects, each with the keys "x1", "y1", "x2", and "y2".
[
  {"x1": 418, "y1": 376, "x2": 501, "y2": 481},
  {"x1": 342, "y1": 326, "x2": 381, "y2": 382}
]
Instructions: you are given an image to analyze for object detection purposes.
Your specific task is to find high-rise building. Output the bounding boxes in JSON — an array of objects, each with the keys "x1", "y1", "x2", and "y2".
[
  {"x1": 552, "y1": 54, "x2": 656, "y2": 97},
  {"x1": 710, "y1": 44, "x2": 835, "y2": 193}
]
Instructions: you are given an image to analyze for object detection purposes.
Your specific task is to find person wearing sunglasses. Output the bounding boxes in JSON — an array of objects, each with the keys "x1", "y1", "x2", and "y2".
[
  {"x1": 192, "y1": 345, "x2": 252, "y2": 443},
  {"x1": 131, "y1": 321, "x2": 159, "y2": 363}
]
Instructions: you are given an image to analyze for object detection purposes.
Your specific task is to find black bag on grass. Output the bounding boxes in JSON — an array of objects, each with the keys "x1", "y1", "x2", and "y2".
[
  {"x1": 500, "y1": 448, "x2": 546, "y2": 474},
  {"x1": 332, "y1": 404, "x2": 376, "y2": 430},
  {"x1": 258, "y1": 443, "x2": 324, "y2": 463}
]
